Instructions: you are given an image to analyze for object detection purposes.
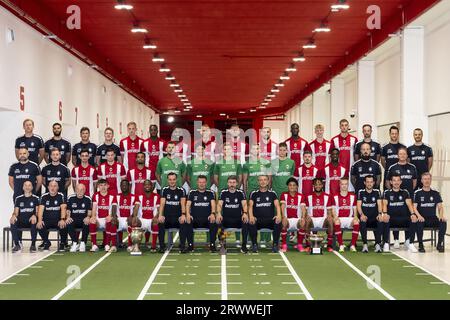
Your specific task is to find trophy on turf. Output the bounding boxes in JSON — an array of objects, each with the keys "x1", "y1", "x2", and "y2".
[
  {"x1": 129, "y1": 208, "x2": 143, "y2": 256},
  {"x1": 306, "y1": 233, "x2": 324, "y2": 255}
]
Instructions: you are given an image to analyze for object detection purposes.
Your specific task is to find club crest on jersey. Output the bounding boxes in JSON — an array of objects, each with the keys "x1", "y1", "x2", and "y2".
[
  {"x1": 235, "y1": 198, "x2": 238, "y2": 203},
  {"x1": 31, "y1": 142, "x2": 34, "y2": 147},
  {"x1": 61, "y1": 145, "x2": 65, "y2": 150},
  {"x1": 82, "y1": 203, "x2": 85, "y2": 208},
  {"x1": 25, "y1": 169, "x2": 29, "y2": 173},
  {"x1": 319, "y1": 146, "x2": 322, "y2": 151},
  {"x1": 372, "y1": 147, "x2": 375, "y2": 151},
  {"x1": 407, "y1": 169, "x2": 410, "y2": 173},
  {"x1": 204, "y1": 196, "x2": 207, "y2": 201},
  {"x1": 422, "y1": 150, "x2": 425, "y2": 155},
  {"x1": 102, "y1": 199, "x2": 105, "y2": 203},
  {"x1": 57, "y1": 171, "x2": 60, "y2": 176},
  {"x1": 343, "y1": 199, "x2": 347, "y2": 204},
  {"x1": 430, "y1": 196, "x2": 434, "y2": 201},
  {"x1": 372, "y1": 197, "x2": 375, "y2": 202},
  {"x1": 290, "y1": 199, "x2": 294, "y2": 203},
  {"x1": 399, "y1": 196, "x2": 403, "y2": 200},
  {"x1": 266, "y1": 197, "x2": 269, "y2": 201},
  {"x1": 174, "y1": 195, "x2": 178, "y2": 200},
  {"x1": 369, "y1": 167, "x2": 372, "y2": 172},
  {"x1": 30, "y1": 202, "x2": 34, "y2": 206},
  {"x1": 333, "y1": 170, "x2": 337, "y2": 175},
  {"x1": 54, "y1": 200, "x2": 58, "y2": 205}
]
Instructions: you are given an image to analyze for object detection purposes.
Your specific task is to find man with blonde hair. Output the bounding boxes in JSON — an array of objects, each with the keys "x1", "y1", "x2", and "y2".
[
  {"x1": 120, "y1": 122, "x2": 143, "y2": 171},
  {"x1": 15, "y1": 119, "x2": 44, "y2": 165},
  {"x1": 309, "y1": 124, "x2": 331, "y2": 170}
]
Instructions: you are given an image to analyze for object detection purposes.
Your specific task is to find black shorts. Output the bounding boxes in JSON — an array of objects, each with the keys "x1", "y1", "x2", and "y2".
[
  {"x1": 68, "y1": 216, "x2": 87, "y2": 228},
  {"x1": 254, "y1": 215, "x2": 276, "y2": 230},
  {"x1": 163, "y1": 214, "x2": 180, "y2": 229},
  {"x1": 42, "y1": 215, "x2": 60, "y2": 229},
  {"x1": 389, "y1": 215, "x2": 411, "y2": 228},
  {"x1": 222, "y1": 216, "x2": 242, "y2": 229},
  {"x1": 191, "y1": 215, "x2": 210, "y2": 229}
]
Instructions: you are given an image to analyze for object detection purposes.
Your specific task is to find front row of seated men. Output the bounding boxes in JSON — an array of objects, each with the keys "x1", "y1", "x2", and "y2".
[{"x1": 9, "y1": 171, "x2": 447, "y2": 254}]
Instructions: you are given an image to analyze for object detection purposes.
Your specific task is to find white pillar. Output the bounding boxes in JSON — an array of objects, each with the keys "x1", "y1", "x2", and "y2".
[
  {"x1": 312, "y1": 84, "x2": 331, "y2": 138},
  {"x1": 330, "y1": 77, "x2": 345, "y2": 137},
  {"x1": 357, "y1": 59, "x2": 377, "y2": 140},
  {"x1": 401, "y1": 26, "x2": 427, "y2": 144}
]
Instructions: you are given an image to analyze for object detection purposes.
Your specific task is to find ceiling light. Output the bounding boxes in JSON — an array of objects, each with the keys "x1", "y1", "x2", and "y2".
[
  {"x1": 250, "y1": 109, "x2": 256, "y2": 113},
  {"x1": 152, "y1": 54, "x2": 164, "y2": 62},
  {"x1": 114, "y1": 0, "x2": 133, "y2": 10},
  {"x1": 264, "y1": 98, "x2": 272, "y2": 102},
  {"x1": 271, "y1": 88, "x2": 280, "y2": 93},
  {"x1": 239, "y1": 111, "x2": 245, "y2": 114},
  {"x1": 280, "y1": 72, "x2": 290, "y2": 80},
  {"x1": 258, "y1": 106, "x2": 266, "y2": 109},
  {"x1": 220, "y1": 113, "x2": 226, "y2": 116},
  {"x1": 167, "y1": 116, "x2": 175, "y2": 123},
  {"x1": 293, "y1": 53, "x2": 306, "y2": 62},
  {"x1": 261, "y1": 102, "x2": 269, "y2": 106},
  {"x1": 181, "y1": 99, "x2": 189, "y2": 102},
  {"x1": 178, "y1": 94, "x2": 186, "y2": 98},
  {"x1": 275, "y1": 82, "x2": 284, "y2": 87},
  {"x1": 286, "y1": 64, "x2": 297, "y2": 72},
  {"x1": 159, "y1": 64, "x2": 170, "y2": 72},
  {"x1": 303, "y1": 39, "x2": 316, "y2": 49},
  {"x1": 143, "y1": 38, "x2": 157, "y2": 49},
  {"x1": 174, "y1": 110, "x2": 181, "y2": 113},
  {"x1": 196, "y1": 115, "x2": 203, "y2": 118},
  {"x1": 267, "y1": 94, "x2": 276, "y2": 98},
  {"x1": 331, "y1": 0, "x2": 350, "y2": 11},
  {"x1": 174, "y1": 89, "x2": 183, "y2": 93},
  {"x1": 131, "y1": 22, "x2": 148, "y2": 33},
  {"x1": 170, "y1": 83, "x2": 180, "y2": 87},
  {"x1": 165, "y1": 75, "x2": 175, "y2": 80},
  {"x1": 315, "y1": 22, "x2": 331, "y2": 33},
  {"x1": 184, "y1": 109, "x2": 190, "y2": 112}
]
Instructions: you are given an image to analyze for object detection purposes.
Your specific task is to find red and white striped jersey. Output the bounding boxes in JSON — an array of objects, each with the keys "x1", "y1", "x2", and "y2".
[
  {"x1": 193, "y1": 139, "x2": 219, "y2": 162},
  {"x1": 330, "y1": 134, "x2": 358, "y2": 173},
  {"x1": 175, "y1": 141, "x2": 191, "y2": 164},
  {"x1": 306, "y1": 192, "x2": 333, "y2": 218},
  {"x1": 138, "y1": 193, "x2": 160, "y2": 219},
  {"x1": 92, "y1": 192, "x2": 116, "y2": 218},
  {"x1": 231, "y1": 139, "x2": 249, "y2": 165},
  {"x1": 120, "y1": 136, "x2": 144, "y2": 171},
  {"x1": 71, "y1": 165, "x2": 98, "y2": 197},
  {"x1": 309, "y1": 139, "x2": 331, "y2": 170},
  {"x1": 126, "y1": 166, "x2": 152, "y2": 196},
  {"x1": 333, "y1": 192, "x2": 356, "y2": 218},
  {"x1": 115, "y1": 193, "x2": 138, "y2": 218},
  {"x1": 297, "y1": 164, "x2": 319, "y2": 196},
  {"x1": 140, "y1": 138, "x2": 165, "y2": 180},
  {"x1": 259, "y1": 139, "x2": 278, "y2": 160},
  {"x1": 97, "y1": 162, "x2": 127, "y2": 195},
  {"x1": 322, "y1": 163, "x2": 347, "y2": 196},
  {"x1": 284, "y1": 137, "x2": 310, "y2": 177},
  {"x1": 280, "y1": 192, "x2": 306, "y2": 219}
]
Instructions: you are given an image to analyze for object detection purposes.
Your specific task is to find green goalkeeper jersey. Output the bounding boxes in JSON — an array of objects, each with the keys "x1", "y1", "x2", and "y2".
[
  {"x1": 271, "y1": 157, "x2": 295, "y2": 197},
  {"x1": 186, "y1": 158, "x2": 214, "y2": 190}
]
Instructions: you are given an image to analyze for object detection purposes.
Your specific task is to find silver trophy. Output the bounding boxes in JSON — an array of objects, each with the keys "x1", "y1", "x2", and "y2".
[
  {"x1": 306, "y1": 233, "x2": 324, "y2": 255},
  {"x1": 130, "y1": 227, "x2": 144, "y2": 256}
]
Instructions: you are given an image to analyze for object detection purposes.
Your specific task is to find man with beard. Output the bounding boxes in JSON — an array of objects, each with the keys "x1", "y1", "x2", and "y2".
[
  {"x1": 9, "y1": 147, "x2": 42, "y2": 202},
  {"x1": 354, "y1": 124, "x2": 381, "y2": 161},
  {"x1": 322, "y1": 148, "x2": 347, "y2": 196},
  {"x1": 381, "y1": 125, "x2": 406, "y2": 185},
  {"x1": 156, "y1": 142, "x2": 186, "y2": 190},
  {"x1": 44, "y1": 123, "x2": 71, "y2": 165},
  {"x1": 284, "y1": 123, "x2": 310, "y2": 178},
  {"x1": 42, "y1": 148, "x2": 71, "y2": 199},
  {"x1": 137, "y1": 180, "x2": 160, "y2": 252},
  {"x1": 66, "y1": 184, "x2": 92, "y2": 253},
  {"x1": 140, "y1": 125, "x2": 166, "y2": 188},
  {"x1": 351, "y1": 142, "x2": 382, "y2": 194},
  {"x1": 407, "y1": 128, "x2": 433, "y2": 189},
  {"x1": 127, "y1": 152, "x2": 152, "y2": 196},
  {"x1": 259, "y1": 127, "x2": 278, "y2": 161}
]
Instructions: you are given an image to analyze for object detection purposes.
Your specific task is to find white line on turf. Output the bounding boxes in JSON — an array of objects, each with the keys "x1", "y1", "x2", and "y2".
[
  {"x1": 227, "y1": 273, "x2": 240, "y2": 276},
  {"x1": 415, "y1": 273, "x2": 430, "y2": 276},
  {"x1": 333, "y1": 251, "x2": 395, "y2": 300},
  {"x1": 390, "y1": 251, "x2": 450, "y2": 286},
  {"x1": 282, "y1": 282, "x2": 297, "y2": 285},
  {"x1": 208, "y1": 273, "x2": 220, "y2": 276},
  {"x1": 29, "y1": 266, "x2": 43, "y2": 269},
  {"x1": 205, "y1": 292, "x2": 221, "y2": 295},
  {"x1": 430, "y1": 282, "x2": 446, "y2": 285},
  {"x1": 137, "y1": 233, "x2": 179, "y2": 300},
  {"x1": 279, "y1": 251, "x2": 313, "y2": 300},
  {"x1": 0, "y1": 283, "x2": 16, "y2": 285},
  {"x1": 146, "y1": 292, "x2": 163, "y2": 295},
  {"x1": 152, "y1": 282, "x2": 167, "y2": 285},
  {"x1": 276, "y1": 273, "x2": 291, "y2": 276},
  {"x1": 15, "y1": 274, "x2": 30, "y2": 276},
  {"x1": 41, "y1": 259, "x2": 54, "y2": 262},
  {"x1": 221, "y1": 255, "x2": 227, "y2": 300},
  {"x1": 287, "y1": 292, "x2": 305, "y2": 295},
  {"x1": 157, "y1": 274, "x2": 171, "y2": 276},
  {"x1": 402, "y1": 265, "x2": 416, "y2": 268}
]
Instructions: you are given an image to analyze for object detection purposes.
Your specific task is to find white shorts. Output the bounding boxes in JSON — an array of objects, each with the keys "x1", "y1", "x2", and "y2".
[
  {"x1": 339, "y1": 217, "x2": 353, "y2": 229},
  {"x1": 311, "y1": 217, "x2": 326, "y2": 229},
  {"x1": 118, "y1": 217, "x2": 129, "y2": 231},
  {"x1": 140, "y1": 218, "x2": 155, "y2": 233},
  {"x1": 97, "y1": 217, "x2": 106, "y2": 230},
  {"x1": 287, "y1": 218, "x2": 300, "y2": 231}
]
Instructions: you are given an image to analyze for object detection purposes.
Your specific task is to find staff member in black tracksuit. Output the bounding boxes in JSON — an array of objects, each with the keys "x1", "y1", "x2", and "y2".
[
  {"x1": 42, "y1": 148, "x2": 71, "y2": 199},
  {"x1": 66, "y1": 184, "x2": 92, "y2": 253},
  {"x1": 216, "y1": 175, "x2": 250, "y2": 253},
  {"x1": 184, "y1": 175, "x2": 217, "y2": 252},
  {"x1": 407, "y1": 128, "x2": 433, "y2": 190},
  {"x1": 157, "y1": 172, "x2": 187, "y2": 253},
  {"x1": 248, "y1": 175, "x2": 282, "y2": 253}
]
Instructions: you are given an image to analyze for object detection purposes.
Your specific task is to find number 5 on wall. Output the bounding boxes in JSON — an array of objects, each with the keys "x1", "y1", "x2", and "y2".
[{"x1": 19, "y1": 86, "x2": 25, "y2": 111}]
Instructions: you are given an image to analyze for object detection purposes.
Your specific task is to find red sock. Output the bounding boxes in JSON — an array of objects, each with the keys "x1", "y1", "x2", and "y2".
[
  {"x1": 298, "y1": 229, "x2": 305, "y2": 247},
  {"x1": 334, "y1": 224, "x2": 343, "y2": 246},
  {"x1": 109, "y1": 223, "x2": 117, "y2": 247},
  {"x1": 118, "y1": 231, "x2": 123, "y2": 244},
  {"x1": 351, "y1": 224, "x2": 360, "y2": 246},
  {"x1": 127, "y1": 227, "x2": 132, "y2": 246},
  {"x1": 281, "y1": 229, "x2": 287, "y2": 245},
  {"x1": 102, "y1": 231, "x2": 107, "y2": 246},
  {"x1": 327, "y1": 232, "x2": 333, "y2": 246},
  {"x1": 145, "y1": 232, "x2": 150, "y2": 243},
  {"x1": 89, "y1": 223, "x2": 97, "y2": 246},
  {"x1": 151, "y1": 225, "x2": 158, "y2": 249}
]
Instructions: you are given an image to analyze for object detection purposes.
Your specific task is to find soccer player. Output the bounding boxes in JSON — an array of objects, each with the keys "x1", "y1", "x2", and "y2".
[
  {"x1": 9, "y1": 147, "x2": 42, "y2": 202},
  {"x1": 242, "y1": 144, "x2": 272, "y2": 199},
  {"x1": 280, "y1": 178, "x2": 307, "y2": 252},
  {"x1": 157, "y1": 172, "x2": 187, "y2": 253},
  {"x1": 15, "y1": 119, "x2": 44, "y2": 165},
  {"x1": 309, "y1": 124, "x2": 331, "y2": 170},
  {"x1": 140, "y1": 124, "x2": 165, "y2": 187},
  {"x1": 193, "y1": 124, "x2": 219, "y2": 162},
  {"x1": 333, "y1": 178, "x2": 359, "y2": 252},
  {"x1": 285, "y1": 123, "x2": 310, "y2": 177},
  {"x1": 357, "y1": 175, "x2": 388, "y2": 253},
  {"x1": 354, "y1": 124, "x2": 381, "y2": 161},
  {"x1": 96, "y1": 127, "x2": 121, "y2": 165},
  {"x1": 90, "y1": 179, "x2": 118, "y2": 252},
  {"x1": 44, "y1": 123, "x2": 71, "y2": 165},
  {"x1": 407, "y1": 128, "x2": 433, "y2": 189},
  {"x1": 229, "y1": 124, "x2": 249, "y2": 164},
  {"x1": 303, "y1": 178, "x2": 334, "y2": 252},
  {"x1": 383, "y1": 174, "x2": 418, "y2": 252},
  {"x1": 127, "y1": 152, "x2": 152, "y2": 196},
  {"x1": 97, "y1": 148, "x2": 127, "y2": 195},
  {"x1": 137, "y1": 180, "x2": 160, "y2": 252},
  {"x1": 186, "y1": 145, "x2": 215, "y2": 191},
  {"x1": 115, "y1": 179, "x2": 139, "y2": 251},
  {"x1": 351, "y1": 142, "x2": 382, "y2": 194},
  {"x1": 42, "y1": 148, "x2": 71, "y2": 199},
  {"x1": 36, "y1": 180, "x2": 67, "y2": 251},
  {"x1": 185, "y1": 175, "x2": 217, "y2": 252},
  {"x1": 71, "y1": 149, "x2": 98, "y2": 197},
  {"x1": 386, "y1": 147, "x2": 417, "y2": 196},
  {"x1": 172, "y1": 127, "x2": 191, "y2": 164},
  {"x1": 9, "y1": 181, "x2": 39, "y2": 253},
  {"x1": 330, "y1": 119, "x2": 358, "y2": 176},
  {"x1": 381, "y1": 125, "x2": 406, "y2": 183},
  {"x1": 66, "y1": 184, "x2": 92, "y2": 253},
  {"x1": 248, "y1": 175, "x2": 282, "y2": 253},
  {"x1": 322, "y1": 148, "x2": 347, "y2": 196},
  {"x1": 216, "y1": 176, "x2": 249, "y2": 253},
  {"x1": 259, "y1": 127, "x2": 278, "y2": 160},
  {"x1": 120, "y1": 122, "x2": 144, "y2": 171},
  {"x1": 271, "y1": 142, "x2": 295, "y2": 198},
  {"x1": 413, "y1": 173, "x2": 446, "y2": 253},
  {"x1": 156, "y1": 142, "x2": 186, "y2": 190},
  {"x1": 213, "y1": 143, "x2": 242, "y2": 194},
  {"x1": 72, "y1": 127, "x2": 97, "y2": 167},
  {"x1": 297, "y1": 150, "x2": 319, "y2": 196}
]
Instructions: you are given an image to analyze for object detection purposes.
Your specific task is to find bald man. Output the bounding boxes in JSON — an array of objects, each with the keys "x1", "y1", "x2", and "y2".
[{"x1": 66, "y1": 184, "x2": 92, "y2": 252}]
